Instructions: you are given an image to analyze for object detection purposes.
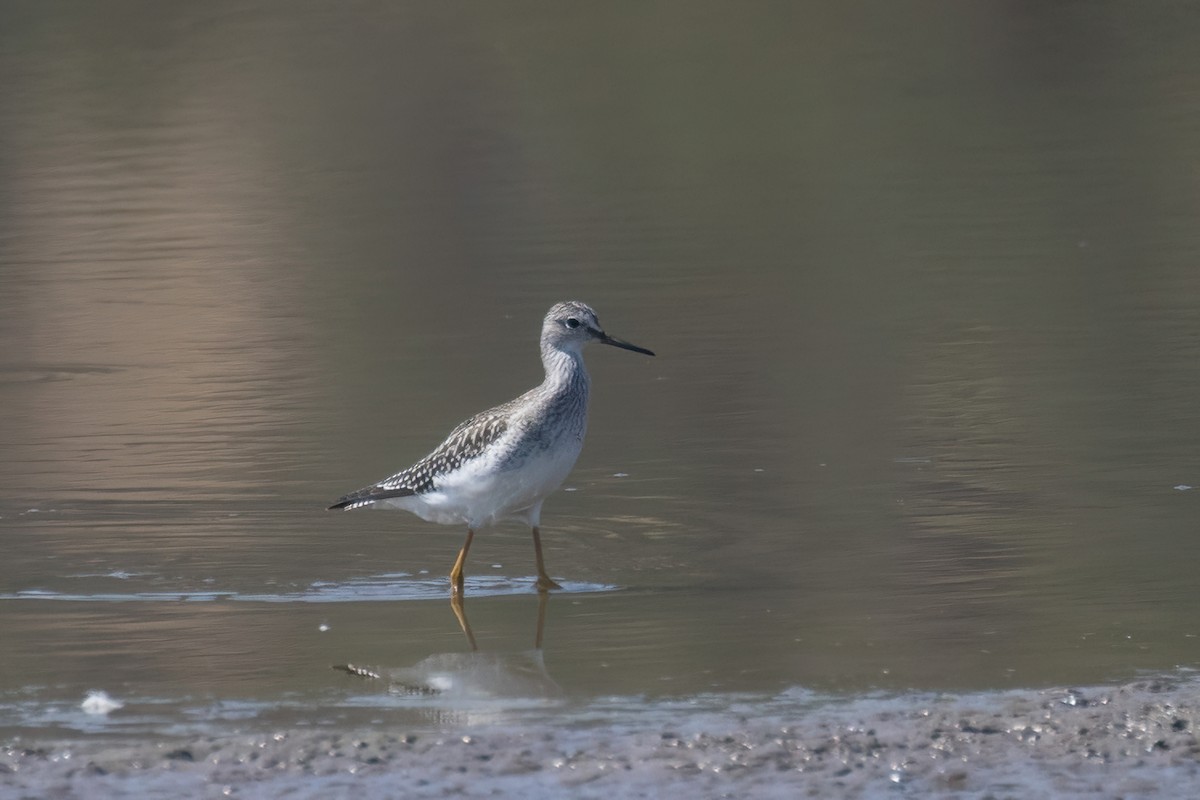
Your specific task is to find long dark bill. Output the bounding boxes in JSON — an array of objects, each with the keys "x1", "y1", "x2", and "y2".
[{"x1": 599, "y1": 332, "x2": 655, "y2": 356}]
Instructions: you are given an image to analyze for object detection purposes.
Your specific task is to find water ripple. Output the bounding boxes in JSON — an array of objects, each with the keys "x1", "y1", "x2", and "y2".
[{"x1": 0, "y1": 573, "x2": 617, "y2": 604}]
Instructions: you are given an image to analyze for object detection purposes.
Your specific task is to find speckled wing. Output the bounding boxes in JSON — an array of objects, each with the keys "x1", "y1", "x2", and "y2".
[{"x1": 327, "y1": 409, "x2": 510, "y2": 510}]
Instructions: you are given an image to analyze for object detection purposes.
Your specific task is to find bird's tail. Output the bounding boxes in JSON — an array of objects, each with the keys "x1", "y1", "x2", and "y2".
[{"x1": 327, "y1": 485, "x2": 416, "y2": 511}]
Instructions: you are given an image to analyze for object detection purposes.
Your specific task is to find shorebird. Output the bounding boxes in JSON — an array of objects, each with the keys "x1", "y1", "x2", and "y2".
[{"x1": 328, "y1": 301, "x2": 654, "y2": 595}]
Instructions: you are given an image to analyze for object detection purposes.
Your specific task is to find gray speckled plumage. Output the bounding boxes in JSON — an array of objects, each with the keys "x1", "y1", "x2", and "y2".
[
  {"x1": 327, "y1": 301, "x2": 654, "y2": 592},
  {"x1": 329, "y1": 410, "x2": 511, "y2": 508}
]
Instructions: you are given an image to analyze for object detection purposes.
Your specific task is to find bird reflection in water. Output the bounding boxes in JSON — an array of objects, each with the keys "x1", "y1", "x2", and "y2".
[{"x1": 335, "y1": 593, "x2": 560, "y2": 708}]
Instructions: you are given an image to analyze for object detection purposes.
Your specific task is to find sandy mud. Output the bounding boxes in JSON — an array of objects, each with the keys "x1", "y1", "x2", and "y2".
[{"x1": 3, "y1": 678, "x2": 1198, "y2": 798}]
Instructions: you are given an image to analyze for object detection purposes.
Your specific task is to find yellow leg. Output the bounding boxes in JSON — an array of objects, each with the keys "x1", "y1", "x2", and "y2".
[
  {"x1": 532, "y1": 526, "x2": 562, "y2": 592},
  {"x1": 449, "y1": 593, "x2": 478, "y2": 651},
  {"x1": 449, "y1": 528, "x2": 475, "y2": 596},
  {"x1": 534, "y1": 590, "x2": 549, "y2": 649}
]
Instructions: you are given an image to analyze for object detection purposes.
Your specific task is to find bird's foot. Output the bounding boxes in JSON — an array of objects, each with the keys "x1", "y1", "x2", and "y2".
[{"x1": 535, "y1": 574, "x2": 563, "y2": 592}]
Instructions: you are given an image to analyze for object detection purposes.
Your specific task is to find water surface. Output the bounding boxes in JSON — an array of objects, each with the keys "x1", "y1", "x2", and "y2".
[{"x1": 3, "y1": 0, "x2": 1200, "y2": 739}]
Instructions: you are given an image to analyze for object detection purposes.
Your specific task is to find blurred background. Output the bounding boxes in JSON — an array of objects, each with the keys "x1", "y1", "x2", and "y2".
[{"x1": 2, "y1": 1, "x2": 1200, "y2": 727}]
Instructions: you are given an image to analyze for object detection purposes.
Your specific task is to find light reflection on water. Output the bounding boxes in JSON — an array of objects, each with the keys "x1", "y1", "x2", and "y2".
[
  {"x1": 0, "y1": 574, "x2": 617, "y2": 603},
  {"x1": 3, "y1": 1, "x2": 1200, "y2": 737}
]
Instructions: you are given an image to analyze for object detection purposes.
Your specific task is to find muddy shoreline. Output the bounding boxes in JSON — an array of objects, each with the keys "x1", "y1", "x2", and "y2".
[{"x1": 4, "y1": 678, "x2": 1198, "y2": 798}]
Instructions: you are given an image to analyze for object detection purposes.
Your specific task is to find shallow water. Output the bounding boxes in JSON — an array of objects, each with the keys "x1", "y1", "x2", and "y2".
[{"x1": 3, "y1": 0, "x2": 1200, "y2": 746}]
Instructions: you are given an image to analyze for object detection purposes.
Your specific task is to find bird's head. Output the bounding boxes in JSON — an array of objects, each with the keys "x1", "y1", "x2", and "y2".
[{"x1": 541, "y1": 301, "x2": 655, "y2": 357}]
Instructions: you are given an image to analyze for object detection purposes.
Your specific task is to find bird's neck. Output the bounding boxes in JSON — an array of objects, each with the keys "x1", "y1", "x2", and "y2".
[{"x1": 540, "y1": 345, "x2": 590, "y2": 397}]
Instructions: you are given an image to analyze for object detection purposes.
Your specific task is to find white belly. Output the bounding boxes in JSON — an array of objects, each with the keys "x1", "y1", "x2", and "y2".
[{"x1": 377, "y1": 433, "x2": 584, "y2": 529}]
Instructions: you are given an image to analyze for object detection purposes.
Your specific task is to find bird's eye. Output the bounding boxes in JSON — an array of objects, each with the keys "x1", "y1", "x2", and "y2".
[{"x1": 565, "y1": 318, "x2": 581, "y2": 329}]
